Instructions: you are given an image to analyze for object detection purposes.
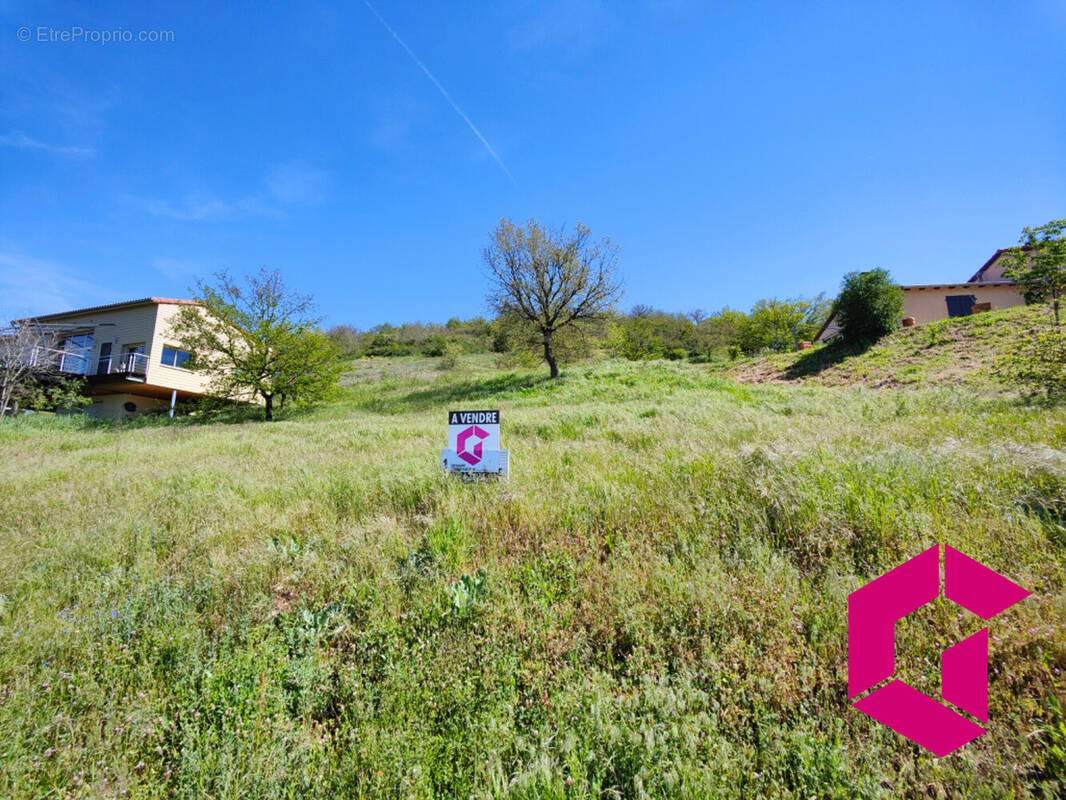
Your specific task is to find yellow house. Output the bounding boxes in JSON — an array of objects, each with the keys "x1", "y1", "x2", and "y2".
[
  {"x1": 25, "y1": 297, "x2": 214, "y2": 419},
  {"x1": 815, "y1": 250, "x2": 1027, "y2": 343}
]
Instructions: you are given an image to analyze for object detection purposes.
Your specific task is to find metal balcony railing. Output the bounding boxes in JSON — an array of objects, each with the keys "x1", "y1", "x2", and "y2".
[
  {"x1": 27, "y1": 346, "x2": 90, "y2": 375},
  {"x1": 96, "y1": 352, "x2": 148, "y2": 377},
  {"x1": 20, "y1": 346, "x2": 149, "y2": 379}
]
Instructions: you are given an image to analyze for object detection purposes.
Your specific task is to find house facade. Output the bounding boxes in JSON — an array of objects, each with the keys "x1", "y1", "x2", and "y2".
[
  {"x1": 815, "y1": 250, "x2": 1027, "y2": 343},
  {"x1": 25, "y1": 298, "x2": 212, "y2": 419},
  {"x1": 897, "y1": 280, "x2": 1023, "y2": 325}
]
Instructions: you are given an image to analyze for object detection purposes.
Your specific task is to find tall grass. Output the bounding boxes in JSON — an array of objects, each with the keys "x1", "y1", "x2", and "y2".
[{"x1": 0, "y1": 359, "x2": 1063, "y2": 798}]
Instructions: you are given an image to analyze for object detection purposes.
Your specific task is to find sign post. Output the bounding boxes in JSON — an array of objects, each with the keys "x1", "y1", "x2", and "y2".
[{"x1": 441, "y1": 409, "x2": 509, "y2": 477}]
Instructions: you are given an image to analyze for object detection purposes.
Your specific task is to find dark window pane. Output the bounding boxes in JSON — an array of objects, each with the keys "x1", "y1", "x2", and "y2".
[{"x1": 945, "y1": 295, "x2": 976, "y2": 318}]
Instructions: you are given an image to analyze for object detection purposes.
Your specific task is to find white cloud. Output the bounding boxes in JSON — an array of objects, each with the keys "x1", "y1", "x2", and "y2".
[
  {"x1": 143, "y1": 161, "x2": 327, "y2": 223},
  {"x1": 265, "y1": 161, "x2": 327, "y2": 205},
  {"x1": 0, "y1": 252, "x2": 117, "y2": 321},
  {"x1": 0, "y1": 131, "x2": 95, "y2": 158},
  {"x1": 508, "y1": 0, "x2": 610, "y2": 53},
  {"x1": 145, "y1": 195, "x2": 233, "y2": 221},
  {"x1": 152, "y1": 257, "x2": 210, "y2": 281}
]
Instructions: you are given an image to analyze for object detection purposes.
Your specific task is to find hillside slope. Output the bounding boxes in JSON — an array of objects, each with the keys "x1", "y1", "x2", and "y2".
[
  {"x1": 0, "y1": 361, "x2": 1063, "y2": 798},
  {"x1": 731, "y1": 303, "x2": 1054, "y2": 390}
]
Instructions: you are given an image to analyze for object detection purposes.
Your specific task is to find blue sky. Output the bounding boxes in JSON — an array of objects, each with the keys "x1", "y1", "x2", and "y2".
[{"x1": 2, "y1": 1, "x2": 1064, "y2": 327}]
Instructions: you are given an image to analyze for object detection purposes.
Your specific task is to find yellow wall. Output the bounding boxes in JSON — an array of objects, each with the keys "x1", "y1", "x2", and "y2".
[
  {"x1": 816, "y1": 283, "x2": 1026, "y2": 342},
  {"x1": 85, "y1": 392, "x2": 169, "y2": 419},
  {"x1": 902, "y1": 284, "x2": 1024, "y2": 324},
  {"x1": 146, "y1": 304, "x2": 214, "y2": 394}
]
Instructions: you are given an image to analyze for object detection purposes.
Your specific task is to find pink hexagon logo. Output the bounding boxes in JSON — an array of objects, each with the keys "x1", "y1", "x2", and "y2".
[
  {"x1": 848, "y1": 544, "x2": 1030, "y2": 756},
  {"x1": 456, "y1": 424, "x2": 490, "y2": 466}
]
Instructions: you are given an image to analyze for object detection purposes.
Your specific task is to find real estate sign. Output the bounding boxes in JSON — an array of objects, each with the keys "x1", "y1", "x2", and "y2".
[{"x1": 441, "y1": 409, "x2": 509, "y2": 475}]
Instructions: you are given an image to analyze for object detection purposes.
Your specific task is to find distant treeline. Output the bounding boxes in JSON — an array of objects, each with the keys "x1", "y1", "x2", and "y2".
[{"x1": 328, "y1": 294, "x2": 831, "y2": 363}]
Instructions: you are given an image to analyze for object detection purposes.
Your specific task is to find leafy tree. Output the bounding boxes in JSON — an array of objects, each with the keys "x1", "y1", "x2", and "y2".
[
  {"x1": 833, "y1": 269, "x2": 904, "y2": 344},
  {"x1": 694, "y1": 309, "x2": 748, "y2": 359},
  {"x1": 326, "y1": 324, "x2": 363, "y2": 357},
  {"x1": 737, "y1": 295, "x2": 831, "y2": 354},
  {"x1": 23, "y1": 375, "x2": 91, "y2": 413},
  {"x1": 173, "y1": 269, "x2": 341, "y2": 421},
  {"x1": 420, "y1": 334, "x2": 448, "y2": 357},
  {"x1": 1003, "y1": 219, "x2": 1066, "y2": 325},
  {"x1": 484, "y1": 218, "x2": 622, "y2": 378},
  {"x1": 365, "y1": 330, "x2": 402, "y2": 357},
  {"x1": 495, "y1": 310, "x2": 597, "y2": 366},
  {"x1": 609, "y1": 309, "x2": 696, "y2": 360}
]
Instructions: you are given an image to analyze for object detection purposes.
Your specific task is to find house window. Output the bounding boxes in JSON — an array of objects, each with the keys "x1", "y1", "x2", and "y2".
[
  {"x1": 945, "y1": 295, "x2": 976, "y2": 318},
  {"x1": 58, "y1": 333, "x2": 94, "y2": 375},
  {"x1": 160, "y1": 346, "x2": 192, "y2": 368}
]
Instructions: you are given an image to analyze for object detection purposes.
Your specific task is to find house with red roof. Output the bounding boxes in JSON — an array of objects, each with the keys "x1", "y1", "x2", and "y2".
[{"x1": 16, "y1": 297, "x2": 212, "y2": 418}]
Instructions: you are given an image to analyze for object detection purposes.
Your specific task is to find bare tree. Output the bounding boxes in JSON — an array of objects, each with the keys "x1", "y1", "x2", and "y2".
[
  {"x1": 630, "y1": 304, "x2": 655, "y2": 318},
  {"x1": 484, "y1": 218, "x2": 622, "y2": 378},
  {"x1": 0, "y1": 321, "x2": 48, "y2": 417},
  {"x1": 687, "y1": 308, "x2": 708, "y2": 325}
]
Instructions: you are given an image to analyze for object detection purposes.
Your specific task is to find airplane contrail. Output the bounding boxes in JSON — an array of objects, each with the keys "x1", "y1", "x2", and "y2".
[{"x1": 363, "y1": 1, "x2": 518, "y2": 186}]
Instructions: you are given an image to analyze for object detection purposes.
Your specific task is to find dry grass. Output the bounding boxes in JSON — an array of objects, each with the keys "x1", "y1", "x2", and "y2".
[{"x1": 0, "y1": 359, "x2": 1063, "y2": 798}]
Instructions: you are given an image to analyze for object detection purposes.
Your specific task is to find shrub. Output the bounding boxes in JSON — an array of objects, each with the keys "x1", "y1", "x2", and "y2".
[
  {"x1": 420, "y1": 334, "x2": 448, "y2": 357},
  {"x1": 834, "y1": 269, "x2": 904, "y2": 344},
  {"x1": 438, "y1": 342, "x2": 462, "y2": 370},
  {"x1": 996, "y1": 324, "x2": 1066, "y2": 399}
]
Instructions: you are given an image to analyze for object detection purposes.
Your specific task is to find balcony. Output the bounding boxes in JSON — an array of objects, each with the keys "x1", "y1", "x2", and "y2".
[
  {"x1": 31, "y1": 348, "x2": 148, "y2": 381},
  {"x1": 95, "y1": 352, "x2": 148, "y2": 380}
]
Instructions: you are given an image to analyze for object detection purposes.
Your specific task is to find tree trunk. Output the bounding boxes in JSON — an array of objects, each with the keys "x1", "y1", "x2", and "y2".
[
  {"x1": 264, "y1": 393, "x2": 274, "y2": 421},
  {"x1": 543, "y1": 333, "x2": 559, "y2": 379}
]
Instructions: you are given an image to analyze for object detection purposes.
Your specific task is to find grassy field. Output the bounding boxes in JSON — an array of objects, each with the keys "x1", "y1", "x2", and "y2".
[
  {"x1": 730, "y1": 304, "x2": 1053, "y2": 390},
  {"x1": 0, "y1": 357, "x2": 1064, "y2": 798}
]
